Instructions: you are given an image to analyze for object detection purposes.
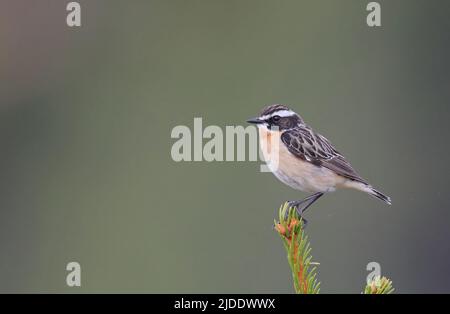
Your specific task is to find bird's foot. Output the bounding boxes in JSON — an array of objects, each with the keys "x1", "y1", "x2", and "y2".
[
  {"x1": 287, "y1": 200, "x2": 308, "y2": 228},
  {"x1": 285, "y1": 192, "x2": 324, "y2": 228}
]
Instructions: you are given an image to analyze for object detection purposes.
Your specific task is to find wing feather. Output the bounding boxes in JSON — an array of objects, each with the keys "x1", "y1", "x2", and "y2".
[{"x1": 280, "y1": 128, "x2": 367, "y2": 184}]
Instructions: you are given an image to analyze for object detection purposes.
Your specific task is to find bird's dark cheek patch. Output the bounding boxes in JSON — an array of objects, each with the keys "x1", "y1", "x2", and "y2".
[{"x1": 281, "y1": 121, "x2": 291, "y2": 129}]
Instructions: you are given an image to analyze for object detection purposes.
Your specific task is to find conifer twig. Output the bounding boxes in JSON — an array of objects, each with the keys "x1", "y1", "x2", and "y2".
[
  {"x1": 274, "y1": 203, "x2": 320, "y2": 294},
  {"x1": 274, "y1": 202, "x2": 395, "y2": 294},
  {"x1": 363, "y1": 276, "x2": 395, "y2": 294}
]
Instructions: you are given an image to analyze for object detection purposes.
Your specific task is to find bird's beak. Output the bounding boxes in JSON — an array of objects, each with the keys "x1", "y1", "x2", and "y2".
[{"x1": 246, "y1": 117, "x2": 264, "y2": 124}]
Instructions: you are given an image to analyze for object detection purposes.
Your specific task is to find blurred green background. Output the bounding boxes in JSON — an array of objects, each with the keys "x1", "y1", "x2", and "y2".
[{"x1": 1, "y1": 0, "x2": 449, "y2": 293}]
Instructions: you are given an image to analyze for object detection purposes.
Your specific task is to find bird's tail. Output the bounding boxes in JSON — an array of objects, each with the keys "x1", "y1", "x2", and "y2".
[
  {"x1": 366, "y1": 186, "x2": 392, "y2": 205},
  {"x1": 342, "y1": 180, "x2": 392, "y2": 205}
]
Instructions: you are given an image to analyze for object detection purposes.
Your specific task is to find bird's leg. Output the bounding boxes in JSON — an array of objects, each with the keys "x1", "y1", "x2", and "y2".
[
  {"x1": 298, "y1": 192, "x2": 324, "y2": 214},
  {"x1": 288, "y1": 192, "x2": 323, "y2": 213},
  {"x1": 288, "y1": 192, "x2": 324, "y2": 223}
]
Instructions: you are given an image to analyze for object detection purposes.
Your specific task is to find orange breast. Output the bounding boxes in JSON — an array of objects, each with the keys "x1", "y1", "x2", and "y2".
[{"x1": 260, "y1": 127, "x2": 279, "y2": 157}]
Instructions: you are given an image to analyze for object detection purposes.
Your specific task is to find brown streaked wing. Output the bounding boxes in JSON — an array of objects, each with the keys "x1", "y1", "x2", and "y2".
[{"x1": 280, "y1": 128, "x2": 368, "y2": 184}]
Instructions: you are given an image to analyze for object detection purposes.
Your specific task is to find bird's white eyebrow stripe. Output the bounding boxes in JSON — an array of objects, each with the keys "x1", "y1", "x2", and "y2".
[{"x1": 260, "y1": 110, "x2": 295, "y2": 120}]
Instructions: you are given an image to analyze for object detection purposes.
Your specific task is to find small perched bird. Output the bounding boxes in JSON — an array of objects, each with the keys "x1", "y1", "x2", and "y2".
[{"x1": 247, "y1": 104, "x2": 391, "y2": 218}]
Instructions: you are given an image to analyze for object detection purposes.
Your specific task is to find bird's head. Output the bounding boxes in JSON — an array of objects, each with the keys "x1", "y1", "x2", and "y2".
[{"x1": 247, "y1": 104, "x2": 303, "y2": 131}]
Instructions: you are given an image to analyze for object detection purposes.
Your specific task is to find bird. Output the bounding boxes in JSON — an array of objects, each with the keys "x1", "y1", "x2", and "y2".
[{"x1": 247, "y1": 104, "x2": 391, "y2": 220}]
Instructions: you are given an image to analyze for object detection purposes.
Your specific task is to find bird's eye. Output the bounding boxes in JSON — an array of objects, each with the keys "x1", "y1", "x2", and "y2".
[{"x1": 272, "y1": 115, "x2": 281, "y2": 122}]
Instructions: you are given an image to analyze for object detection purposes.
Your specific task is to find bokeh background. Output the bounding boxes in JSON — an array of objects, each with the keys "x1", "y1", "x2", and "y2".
[{"x1": 1, "y1": 0, "x2": 449, "y2": 293}]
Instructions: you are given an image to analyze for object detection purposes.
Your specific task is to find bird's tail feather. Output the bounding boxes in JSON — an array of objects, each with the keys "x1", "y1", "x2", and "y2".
[
  {"x1": 367, "y1": 187, "x2": 392, "y2": 205},
  {"x1": 341, "y1": 180, "x2": 392, "y2": 205}
]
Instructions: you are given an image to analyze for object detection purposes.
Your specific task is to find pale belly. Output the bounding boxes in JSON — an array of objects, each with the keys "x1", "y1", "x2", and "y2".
[{"x1": 259, "y1": 128, "x2": 346, "y2": 193}]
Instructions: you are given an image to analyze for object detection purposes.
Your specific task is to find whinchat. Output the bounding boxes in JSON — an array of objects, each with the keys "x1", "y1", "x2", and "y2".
[{"x1": 247, "y1": 104, "x2": 391, "y2": 218}]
